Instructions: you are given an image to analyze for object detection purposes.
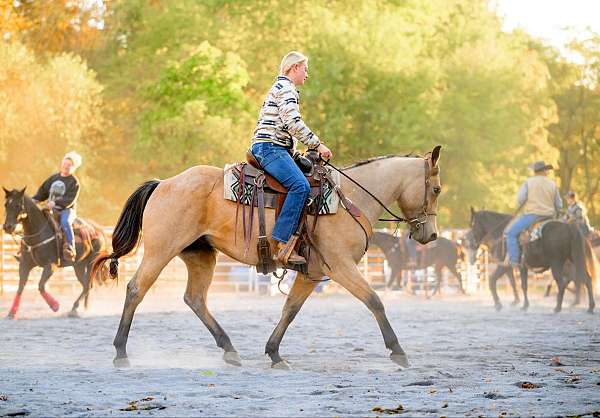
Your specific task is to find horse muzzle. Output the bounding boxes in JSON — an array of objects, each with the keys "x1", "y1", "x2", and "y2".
[
  {"x1": 3, "y1": 223, "x2": 16, "y2": 234},
  {"x1": 411, "y1": 222, "x2": 438, "y2": 244}
]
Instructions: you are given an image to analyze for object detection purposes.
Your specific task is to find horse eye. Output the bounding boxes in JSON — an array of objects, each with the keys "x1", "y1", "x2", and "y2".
[{"x1": 433, "y1": 186, "x2": 441, "y2": 194}]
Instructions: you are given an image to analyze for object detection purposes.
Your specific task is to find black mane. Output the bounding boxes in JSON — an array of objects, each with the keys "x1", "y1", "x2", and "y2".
[{"x1": 342, "y1": 153, "x2": 423, "y2": 170}]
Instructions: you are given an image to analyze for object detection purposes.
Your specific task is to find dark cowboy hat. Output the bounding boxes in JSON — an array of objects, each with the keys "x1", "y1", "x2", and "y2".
[{"x1": 529, "y1": 160, "x2": 553, "y2": 172}]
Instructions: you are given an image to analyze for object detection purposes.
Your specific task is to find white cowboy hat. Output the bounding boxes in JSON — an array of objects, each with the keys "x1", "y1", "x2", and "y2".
[{"x1": 64, "y1": 151, "x2": 82, "y2": 169}]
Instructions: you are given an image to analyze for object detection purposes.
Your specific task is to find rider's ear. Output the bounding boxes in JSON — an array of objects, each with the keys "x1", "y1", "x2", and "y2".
[{"x1": 431, "y1": 145, "x2": 442, "y2": 167}]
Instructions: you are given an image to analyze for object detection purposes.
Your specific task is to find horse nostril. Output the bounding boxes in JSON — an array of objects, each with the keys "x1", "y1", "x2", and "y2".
[{"x1": 430, "y1": 233, "x2": 437, "y2": 240}]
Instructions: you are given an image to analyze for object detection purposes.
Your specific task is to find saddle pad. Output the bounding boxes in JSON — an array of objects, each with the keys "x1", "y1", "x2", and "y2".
[
  {"x1": 73, "y1": 218, "x2": 100, "y2": 243},
  {"x1": 223, "y1": 163, "x2": 340, "y2": 214},
  {"x1": 529, "y1": 219, "x2": 555, "y2": 242}
]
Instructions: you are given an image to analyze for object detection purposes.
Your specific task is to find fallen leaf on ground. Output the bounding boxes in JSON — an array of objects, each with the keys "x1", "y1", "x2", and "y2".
[
  {"x1": 549, "y1": 356, "x2": 564, "y2": 366},
  {"x1": 200, "y1": 370, "x2": 216, "y2": 377},
  {"x1": 372, "y1": 404, "x2": 405, "y2": 415},
  {"x1": 517, "y1": 381, "x2": 541, "y2": 390},
  {"x1": 141, "y1": 396, "x2": 154, "y2": 401},
  {"x1": 0, "y1": 394, "x2": 8, "y2": 401}
]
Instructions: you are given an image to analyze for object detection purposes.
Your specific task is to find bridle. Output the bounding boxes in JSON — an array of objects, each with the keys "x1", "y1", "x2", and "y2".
[
  {"x1": 325, "y1": 157, "x2": 437, "y2": 232},
  {"x1": 6, "y1": 197, "x2": 55, "y2": 254}
]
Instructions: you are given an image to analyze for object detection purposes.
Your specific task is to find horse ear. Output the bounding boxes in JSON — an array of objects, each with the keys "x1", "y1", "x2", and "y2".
[
  {"x1": 18, "y1": 187, "x2": 26, "y2": 195},
  {"x1": 2, "y1": 187, "x2": 9, "y2": 195},
  {"x1": 431, "y1": 145, "x2": 442, "y2": 166},
  {"x1": 470, "y1": 206, "x2": 475, "y2": 216}
]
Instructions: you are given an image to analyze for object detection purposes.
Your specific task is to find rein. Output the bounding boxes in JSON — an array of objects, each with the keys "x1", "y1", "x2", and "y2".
[
  {"x1": 324, "y1": 158, "x2": 434, "y2": 230},
  {"x1": 10, "y1": 201, "x2": 58, "y2": 265}
]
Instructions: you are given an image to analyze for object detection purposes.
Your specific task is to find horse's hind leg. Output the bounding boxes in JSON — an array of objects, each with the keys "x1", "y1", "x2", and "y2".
[
  {"x1": 69, "y1": 262, "x2": 89, "y2": 317},
  {"x1": 507, "y1": 268, "x2": 520, "y2": 306},
  {"x1": 518, "y1": 266, "x2": 530, "y2": 311},
  {"x1": 430, "y1": 266, "x2": 442, "y2": 297},
  {"x1": 584, "y1": 275, "x2": 595, "y2": 314},
  {"x1": 550, "y1": 262, "x2": 569, "y2": 313},
  {"x1": 265, "y1": 275, "x2": 317, "y2": 369},
  {"x1": 39, "y1": 265, "x2": 59, "y2": 312},
  {"x1": 489, "y1": 266, "x2": 504, "y2": 311},
  {"x1": 179, "y1": 249, "x2": 241, "y2": 366},
  {"x1": 331, "y1": 263, "x2": 409, "y2": 368},
  {"x1": 450, "y1": 265, "x2": 466, "y2": 294},
  {"x1": 113, "y1": 255, "x2": 170, "y2": 366}
]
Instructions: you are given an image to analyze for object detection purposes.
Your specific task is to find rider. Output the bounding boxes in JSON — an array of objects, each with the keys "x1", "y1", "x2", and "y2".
[
  {"x1": 32, "y1": 151, "x2": 82, "y2": 262},
  {"x1": 251, "y1": 51, "x2": 332, "y2": 265},
  {"x1": 505, "y1": 160, "x2": 562, "y2": 267},
  {"x1": 563, "y1": 191, "x2": 591, "y2": 237}
]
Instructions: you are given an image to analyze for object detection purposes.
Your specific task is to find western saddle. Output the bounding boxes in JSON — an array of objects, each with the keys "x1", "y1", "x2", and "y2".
[{"x1": 233, "y1": 149, "x2": 368, "y2": 276}]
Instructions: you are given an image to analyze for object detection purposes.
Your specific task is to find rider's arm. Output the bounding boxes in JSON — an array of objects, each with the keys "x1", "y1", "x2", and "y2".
[
  {"x1": 32, "y1": 177, "x2": 52, "y2": 203},
  {"x1": 276, "y1": 83, "x2": 321, "y2": 149},
  {"x1": 516, "y1": 181, "x2": 528, "y2": 207},
  {"x1": 55, "y1": 177, "x2": 80, "y2": 209},
  {"x1": 553, "y1": 189, "x2": 563, "y2": 214}
]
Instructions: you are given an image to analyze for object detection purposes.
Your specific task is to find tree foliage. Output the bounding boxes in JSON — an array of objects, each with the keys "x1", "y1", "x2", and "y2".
[{"x1": 1, "y1": 0, "x2": 598, "y2": 226}]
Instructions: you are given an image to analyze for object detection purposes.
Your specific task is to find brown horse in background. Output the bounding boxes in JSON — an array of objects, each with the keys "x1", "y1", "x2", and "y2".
[{"x1": 92, "y1": 146, "x2": 442, "y2": 369}]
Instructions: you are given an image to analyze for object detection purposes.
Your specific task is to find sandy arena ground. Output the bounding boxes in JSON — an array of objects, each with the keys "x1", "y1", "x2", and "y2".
[{"x1": 1, "y1": 282, "x2": 599, "y2": 417}]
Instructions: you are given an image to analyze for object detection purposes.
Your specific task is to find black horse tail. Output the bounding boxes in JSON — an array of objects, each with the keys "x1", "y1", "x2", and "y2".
[
  {"x1": 91, "y1": 180, "x2": 160, "y2": 285},
  {"x1": 569, "y1": 224, "x2": 592, "y2": 286}
]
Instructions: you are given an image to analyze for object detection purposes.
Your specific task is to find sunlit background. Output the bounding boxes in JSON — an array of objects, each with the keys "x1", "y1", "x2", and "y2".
[{"x1": 1, "y1": 0, "x2": 598, "y2": 227}]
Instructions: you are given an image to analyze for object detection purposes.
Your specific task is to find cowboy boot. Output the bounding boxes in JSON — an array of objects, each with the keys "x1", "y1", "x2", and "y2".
[
  {"x1": 63, "y1": 242, "x2": 76, "y2": 263},
  {"x1": 274, "y1": 235, "x2": 306, "y2": 265}
]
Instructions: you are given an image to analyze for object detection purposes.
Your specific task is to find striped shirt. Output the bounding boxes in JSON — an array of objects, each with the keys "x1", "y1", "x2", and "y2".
[{"x1": 252, "y1": 76, "x2": 320, "y2": 149}]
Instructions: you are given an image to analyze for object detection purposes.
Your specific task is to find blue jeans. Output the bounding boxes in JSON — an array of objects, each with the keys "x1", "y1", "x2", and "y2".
[
  {"x1": 505, "y1": 213, "x2": 540, "y2": 264},
  {"x1": 251, "y1": 142, "x2": 310, "y2": 243},
  {"x1": 59, "y1": 208, "x2": 76, "y2": 246}
]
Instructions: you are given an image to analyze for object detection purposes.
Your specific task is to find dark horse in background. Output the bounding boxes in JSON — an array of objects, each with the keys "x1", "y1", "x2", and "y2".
[
  {"x1": 3, "y1": 188, "x2": 106, "y2": 319},
  {"x1": 372, "y1": 231, "x2": 465, "y2": 296},
  {"x1": 466, "y1": 208, "x2": 595, "y2": 313}
]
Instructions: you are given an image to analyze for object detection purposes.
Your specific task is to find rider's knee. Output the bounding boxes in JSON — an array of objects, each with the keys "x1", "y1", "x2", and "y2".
[{"x1": 290, "y1": 177, "x2": 310, "y2": 195}]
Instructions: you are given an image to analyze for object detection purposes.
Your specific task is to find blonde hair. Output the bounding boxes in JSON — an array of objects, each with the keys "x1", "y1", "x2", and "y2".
[{"x1": 279, "y1": 51, "x2": 308, "y2": 75}]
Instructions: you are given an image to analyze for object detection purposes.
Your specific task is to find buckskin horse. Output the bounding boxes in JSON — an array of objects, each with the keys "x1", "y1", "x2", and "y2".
[
  {"x1": 371, "y1": 231, "x2": 465, "y2": 296},
  {"x1": 466, "y1": 208, "x2": 595, "y2": 313},
  {"x1": 91, "y1": 146, "x2": 442, "y2": 369},
  {"x1": 3, "y1": 187, "x2": 106, "y2": 318}
]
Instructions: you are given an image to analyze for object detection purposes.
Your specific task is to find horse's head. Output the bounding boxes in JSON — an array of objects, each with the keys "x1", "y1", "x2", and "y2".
[
  {"x1": 3, "y1": 187, "x2": 27, "y2": 234},
  {"x1": 398, "y1": 145, "x2": 442, "y2": 244}
]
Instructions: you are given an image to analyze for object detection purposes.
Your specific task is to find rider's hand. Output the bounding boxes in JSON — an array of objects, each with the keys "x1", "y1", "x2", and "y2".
[
  {"x1": 317, "y1": 143, "x2": 333, "y2": 160},
  {"x1": 47, "y1": 201, "x2": 56, "y2": 210}
]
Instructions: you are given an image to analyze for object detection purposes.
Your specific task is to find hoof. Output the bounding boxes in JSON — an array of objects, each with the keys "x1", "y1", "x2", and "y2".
[
  {"x1": 390, "y1": 352, "x2": 410, "y2": 368},
  {"x1": 67, "y1": 310, "x2": 80, "y2": 318},
  {"x1": 510, "y1": 299, "x2": 520, "y2": 306},
  {"x1": 223, "y1": 351, "x2": 242, "y2": 367},
  {"x1": 271, "y1": 360, "x2": 291, "y2": 370},
  {"x1": 6, "y1": 313, "x2": 16, "y2": 320},
  {"x1": 494, "y1": 303, "x2": 503, "y2": 312},
  {"x1": 113, "y1": 356, "x2": 131, "y2": 368},
  {"x1": 587, "y1": 307, "x2": 594, "y2": 314},
  {"x1": 521, "y1": 305, "x2": 529, "y2": 312},
  {"x1": 553, "y1": 307, "x2": 562, "y2": 314}
]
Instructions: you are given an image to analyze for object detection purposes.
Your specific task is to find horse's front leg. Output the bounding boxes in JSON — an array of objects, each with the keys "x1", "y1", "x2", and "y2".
[
  {"x1": 7, "y1": 257, "x2": 34, "y2": 319},
  {"x1": 330, "y1": 262, "x2": 409, "y2": 367},
  {"x1": 265, "y1": 275, "x2": 317, "y2": 369},
  {"x1": 38, "y1": 265, "x2": 59, "y2": 312}
]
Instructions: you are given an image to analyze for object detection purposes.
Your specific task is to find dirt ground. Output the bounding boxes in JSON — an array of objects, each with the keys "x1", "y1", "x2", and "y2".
[{"x1": 1, "y1": 283, "x2": 599, "y2": 417}]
